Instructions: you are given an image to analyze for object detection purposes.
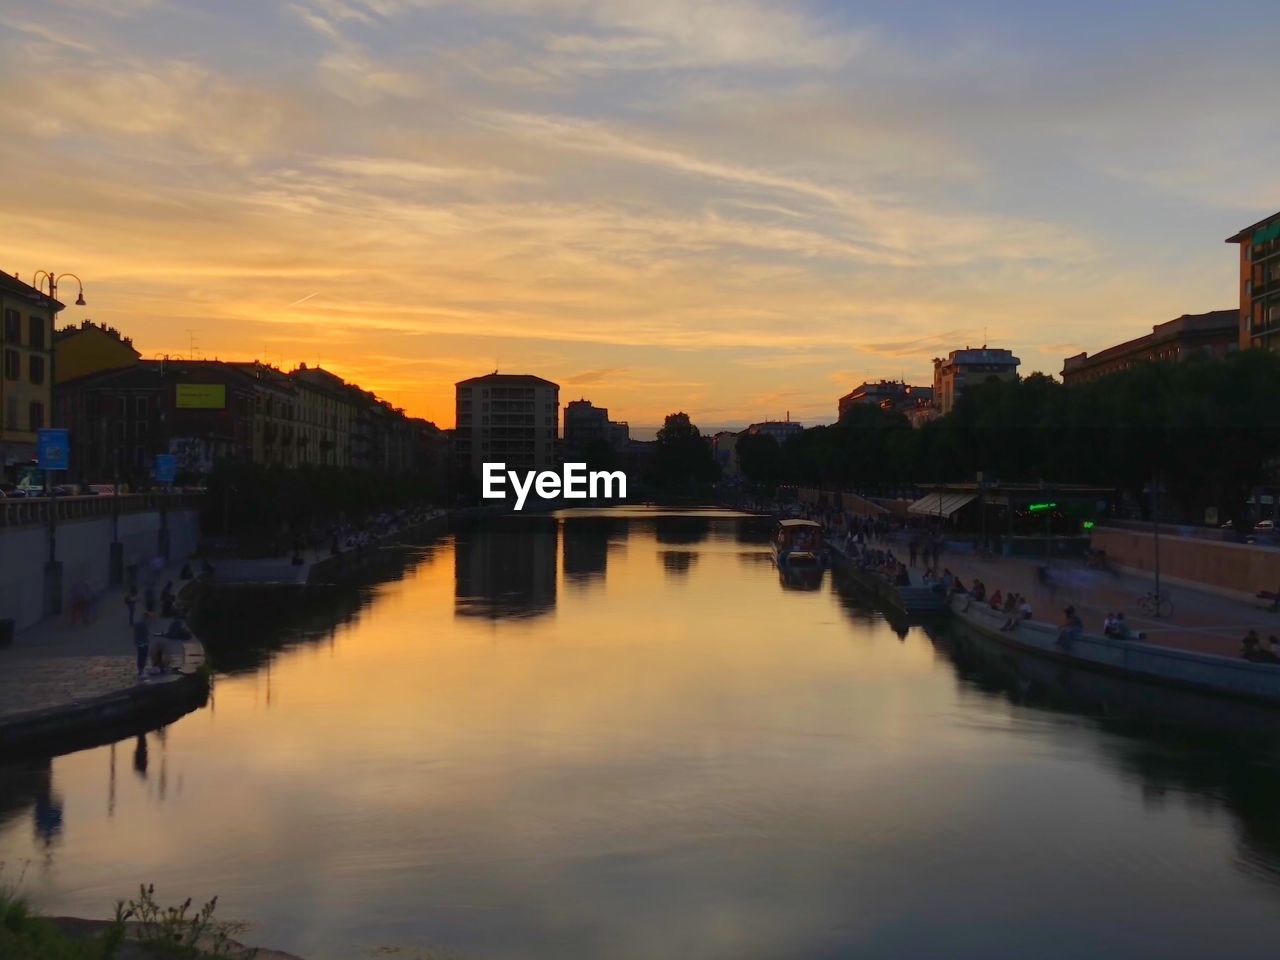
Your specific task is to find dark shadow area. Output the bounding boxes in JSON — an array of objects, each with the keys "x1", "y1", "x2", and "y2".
[{"x1": 926, "y1": 619, "x2": 1280, "y2": 890}]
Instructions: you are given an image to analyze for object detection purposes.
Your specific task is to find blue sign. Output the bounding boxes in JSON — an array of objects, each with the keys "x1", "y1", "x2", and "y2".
[
  {"x1": 36, "y1": 428, "x2": 70, "y2": 471},
  {"x1": 153, "y1": 453, "x2": 177, "y2": 484}
]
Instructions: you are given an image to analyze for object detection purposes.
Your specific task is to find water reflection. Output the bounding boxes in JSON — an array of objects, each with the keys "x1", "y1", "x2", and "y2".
[
  {"x1": 455, "y1": 517, "x2": 557, "y2": 619},
  {"x1": 9, "y1": 508, "x2": 1280, "y2": 960},
  {"x1": 930, "y1": 619, "x2": 1280, "y2": 888},
  {"x1": 659, "y1": 549, "x2": 698, "y2": 577},
  {"x1": 652, "y1": 514, "x2": 712, "y2": 546},
  {"x1": 561, "y1": 517, "x2": 624, "y2": 586}
]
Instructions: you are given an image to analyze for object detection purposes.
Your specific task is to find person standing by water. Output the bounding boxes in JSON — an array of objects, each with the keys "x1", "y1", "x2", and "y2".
[{"x1": 132, "y1": 611, "x2": 152, "y2": 680}]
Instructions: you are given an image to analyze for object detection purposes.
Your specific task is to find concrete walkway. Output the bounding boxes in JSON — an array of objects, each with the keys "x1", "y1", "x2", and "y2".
[
  {"x1": 0, "y1": 564, "x2": 201, "y2": 720},
  {"x1": 933, "y1": 547, "x2": 1280, "y2": 658}
]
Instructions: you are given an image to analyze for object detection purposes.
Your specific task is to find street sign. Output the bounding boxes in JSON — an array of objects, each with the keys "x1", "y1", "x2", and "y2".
[
  {"x1": 36, "y1": 428, "x2": 70, "y2": 471},
  {"x1": 153, "y1": 453, "x2": 177, "y2": 484}
]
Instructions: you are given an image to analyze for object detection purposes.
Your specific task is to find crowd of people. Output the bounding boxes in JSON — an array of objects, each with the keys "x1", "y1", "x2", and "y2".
[{"x1": 1241, "y1": 630, "x2": 1280, "y2": 663}]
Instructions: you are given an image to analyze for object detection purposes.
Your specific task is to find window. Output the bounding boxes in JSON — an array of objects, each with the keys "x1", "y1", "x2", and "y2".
[
  {"x1": 28, "y1": 315, "x2": 45, "y2": 350},
  {"x1": 116, "y1": 421, "x2": 126, "y2": 442},
  {"x1": 135, "y1": 421, "x2": 148, "y2": 440},
  {"x1": 29, "y1": 355, "x2": 44, "y2": 385},
  {"x1": 5, "y1": 396, "x2": 16, "y2": 430},
  {"x1": 119, "y1": 396, "x2": 128, "y2": 418},
  {"x1": 3, "y1": 309, "x2": 19, "y2": 342},
  {"x1": 135, "y1": 396, "x2": 148, "y2": 417},
  {"x1": 3, "y1": 349, "x2": 17, "y2": 381},
  {"x1": 28, "y1": 401, "x2": 43, "y2": 431}
]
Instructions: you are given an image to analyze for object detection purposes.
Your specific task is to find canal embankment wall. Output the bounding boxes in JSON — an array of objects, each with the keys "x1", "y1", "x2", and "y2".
[
  {"x1": 0, "y1": 497, "x2": 202, "y2": 633},
  {"x1": 1091, "y1": 525, "x2": 1280, "y2": 603}
]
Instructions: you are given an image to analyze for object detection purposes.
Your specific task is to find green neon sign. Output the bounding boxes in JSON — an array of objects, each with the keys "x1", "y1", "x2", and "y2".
[
  {"x1": 1083, "y1": 520, "x2": 1095, "y2": 530},
  {"x1": 1027, "y1": 501, "x2": 1057, "y2": 513}
]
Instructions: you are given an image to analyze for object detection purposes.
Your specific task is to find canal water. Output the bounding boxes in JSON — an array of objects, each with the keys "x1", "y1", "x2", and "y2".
[{"x1": 5, "y1": 506, "x2": 1280, "y2": 959}]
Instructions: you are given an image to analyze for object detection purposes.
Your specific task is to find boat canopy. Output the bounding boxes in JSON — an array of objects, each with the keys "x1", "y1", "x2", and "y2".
[
  {"x1": 907, "y1": 492, "x2": 977, "y2": 518},
  {"x1": 777, "y1": 519, "x2": 824, "y2": 528}
]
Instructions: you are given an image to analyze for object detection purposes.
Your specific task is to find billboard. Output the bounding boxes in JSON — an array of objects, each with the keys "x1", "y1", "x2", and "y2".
[
  {"x1": 36, "y1": 428, "x2": 70, "y2": 471},
  {"x1": 176, "y1": 383, "x2": 226, "y2": 409}
]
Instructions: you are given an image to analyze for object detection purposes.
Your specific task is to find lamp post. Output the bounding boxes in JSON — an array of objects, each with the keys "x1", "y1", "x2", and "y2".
[
  {"x1": 31, "y1": 272, "x2": 86, "y2": 612},
  {"x1": 1150, "y1": 469, "x2": 1162, "y2": 603}
]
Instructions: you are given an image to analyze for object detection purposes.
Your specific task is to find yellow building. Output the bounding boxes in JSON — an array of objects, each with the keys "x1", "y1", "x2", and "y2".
[
  {"x1": 1, "y1": 273, "x2": 60, "y2": 476},
  {"x1": 54, "y1": 319, "x2": 140, "y2": 384}
]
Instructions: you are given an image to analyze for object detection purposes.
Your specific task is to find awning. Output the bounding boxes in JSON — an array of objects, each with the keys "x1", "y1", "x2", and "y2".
[{"x1": 907, "y1": 492, "x2": 977, "y2": 518}]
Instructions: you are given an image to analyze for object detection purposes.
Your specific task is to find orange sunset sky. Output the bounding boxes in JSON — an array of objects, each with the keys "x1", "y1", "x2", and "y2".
[{"x1": 3, "y1": 0, "x2": 1277, "y2": 429}]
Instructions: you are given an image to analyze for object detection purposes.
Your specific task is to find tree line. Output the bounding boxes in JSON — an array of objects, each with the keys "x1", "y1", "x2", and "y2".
[{"x1": 735, "y1": 350, "x2": 1280, "y2": 529}]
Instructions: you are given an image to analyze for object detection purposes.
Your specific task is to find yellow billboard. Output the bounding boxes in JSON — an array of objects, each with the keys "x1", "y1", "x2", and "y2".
[{"x1": 176, "y1": 383, "x2": 226, "y2": 409}]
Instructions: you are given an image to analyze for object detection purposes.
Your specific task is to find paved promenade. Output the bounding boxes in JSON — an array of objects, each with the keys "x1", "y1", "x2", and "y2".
[
  {"x1": 0, "y1": 565, "x2": 199, "y2": 720},
  {"x1": 935, "y1": 547, "x2": 1278, "y2": 658}
]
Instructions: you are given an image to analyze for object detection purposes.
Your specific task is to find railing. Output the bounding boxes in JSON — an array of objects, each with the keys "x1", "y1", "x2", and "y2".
[{"x1": 0, "y1": 492, "x2": 205, "y2": 529}]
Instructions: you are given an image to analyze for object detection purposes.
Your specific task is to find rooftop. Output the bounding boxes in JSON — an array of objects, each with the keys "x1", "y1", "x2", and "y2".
[
  {"x1": 0, "y1": 271, "x2": 63, "y2": 310},
  {"x1": 1062, "y1": 309, "x2": 1237, "y2": 373},
  {"x1": 1226, "y1": 210, "x2": 1280, "y2": 244},
  {"x1": 456, "y1": 372, "x2": 559, "y2": 388}
]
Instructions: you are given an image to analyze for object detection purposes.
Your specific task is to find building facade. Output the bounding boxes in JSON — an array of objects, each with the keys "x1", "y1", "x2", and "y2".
[
  {"x1": 455, "y1": 373, "x2": 559, "y2": 476},
  {"x1": 932, "y1": 347, "x2": 1020, "y2": 415},
  {"x1": 54, "y1": 319, "x2": 140, "y2": 384},
  {"x1": 1227, "y1": 211, "x2": 1280, "y2": 352},
  {"x1": 289, "y1": 365, "x2": 353, "y2": 467},
  {"x1": 743, "y1": 419, "x2": 804, "y2": 444},
  {"x1": 1060, "y1": 310, "x2": 1239, "y2": 386},
  {"x1": 837, "y1": 380, "x2": 933, "y2": 420},
  {"x1": 564, "y1": 398, "x2": 630, "y2": 456},
  {"x1": 1, "y1": 274, "x2": 60, "y2": 476}
]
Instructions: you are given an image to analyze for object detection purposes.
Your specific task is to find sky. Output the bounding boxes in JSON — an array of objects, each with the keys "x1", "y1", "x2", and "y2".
[{"x1": 2, "y1": 0, "x2": 1279, "y2": 431}]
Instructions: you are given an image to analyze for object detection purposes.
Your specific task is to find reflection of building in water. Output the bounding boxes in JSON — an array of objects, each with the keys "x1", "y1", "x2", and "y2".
[
  {"x1": 561, "y1": 518, "x2": 624, "y2": 585},
  {"x1": 653, "y1": 515, "x2": 711, "y2": 546},
  {"x1": 455, "y1": 519, "x2": 558, "y2": 619},
  {"x1": 660, "y1": 550, "x2": 698, "y2": 577}
]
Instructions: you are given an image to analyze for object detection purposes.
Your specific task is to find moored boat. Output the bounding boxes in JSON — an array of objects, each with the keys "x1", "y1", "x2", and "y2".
[
  {"x1": 773, "y1": 518, "x2": 825, "y2": 566},
  {"x1": 949, "y1": 592, "x2": 1280, "y2": 704}
]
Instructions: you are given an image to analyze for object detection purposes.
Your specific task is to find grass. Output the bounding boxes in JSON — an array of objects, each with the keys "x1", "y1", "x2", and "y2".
[
  {"x1": 0, "y1": 884, "x2": 124, "y2": 959},
  {"x1": 0, "y1": 869, "x2": 255, "y2": 960}
]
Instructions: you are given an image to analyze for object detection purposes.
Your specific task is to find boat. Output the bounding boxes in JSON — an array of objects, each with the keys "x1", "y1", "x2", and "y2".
[
  {"x1": 949, "y1": 592, "x2": 1280, "y2": 704},
  {"x1": 772, "y1": 518, "x2": 825, "y2": 566}
]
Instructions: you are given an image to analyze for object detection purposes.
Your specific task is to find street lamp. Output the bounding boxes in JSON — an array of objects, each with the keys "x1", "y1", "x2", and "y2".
[
  {"x1": 30, "y1": 271, "x2": 86, "y2": 613},
  {"x1": 32, "y1": 271, "x2": 86, "y2": 308}
]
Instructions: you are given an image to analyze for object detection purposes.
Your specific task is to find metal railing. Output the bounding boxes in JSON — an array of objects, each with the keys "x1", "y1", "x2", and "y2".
[{"x1": 0, "y1": 492, "x2": 205, "y2": 529}]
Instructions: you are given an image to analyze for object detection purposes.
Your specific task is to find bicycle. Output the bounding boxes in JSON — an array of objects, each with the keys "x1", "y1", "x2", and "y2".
[{"x1": 1137, "y1": 590, "x2": 1174, "y2": 618}]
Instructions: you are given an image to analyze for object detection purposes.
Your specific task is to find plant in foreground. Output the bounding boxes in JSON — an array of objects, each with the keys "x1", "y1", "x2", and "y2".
[{"x1": 115, "y1": 884, "x2": 256, "y2": 959}]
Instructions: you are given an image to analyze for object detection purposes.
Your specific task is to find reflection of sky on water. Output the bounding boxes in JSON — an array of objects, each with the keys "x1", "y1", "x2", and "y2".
[{"x1": 3, "y1": 509, "x2": 1280, "y2": 959}]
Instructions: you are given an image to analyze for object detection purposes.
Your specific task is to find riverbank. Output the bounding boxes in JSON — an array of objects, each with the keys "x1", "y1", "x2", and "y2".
[{"x1": 0, "y1": 561, "x2": 210, "y2": 761}]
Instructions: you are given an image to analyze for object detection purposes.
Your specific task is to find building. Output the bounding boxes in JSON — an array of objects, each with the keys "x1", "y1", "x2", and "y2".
[
  {"x1": 711, "y1": 431, "x2": 740, "y2": 477},
  {"x1": 564, "y1": 398, "x2": 630, "y2": 456},
  {"x1": 55, "y1": 358, "x2": 258, "y2": 483},
  {"x1": 1227, "y1": 211, "x2": 1280, "y2": 351},
  {"x1": 932, "y1": 347, "x2": 1020, "y2": 415},
  {"x1": 1, "y1": 273, "x2": 60, "y2": 477},
  {"x1": 743, "y1": 419, "x2": 804, "y2": 445},
  {"x1": 837, "y1": 380, "x2": 933, "y2": 420},
  {"x1": 289, "y1": 365, "x2": 354, "y2": 467},
  {"x1": 1060, "y1": 310, "x2": 1239, "y2": 386},
  {"x1": 228, "y1": 362, "x2": 299, "y2": 467},
  {"x1": 455, "y1": 373, "x2": 559, "y2": 476},
  {"x1": 54, "y1": 319, "x2": 140, "y2": 383}
]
